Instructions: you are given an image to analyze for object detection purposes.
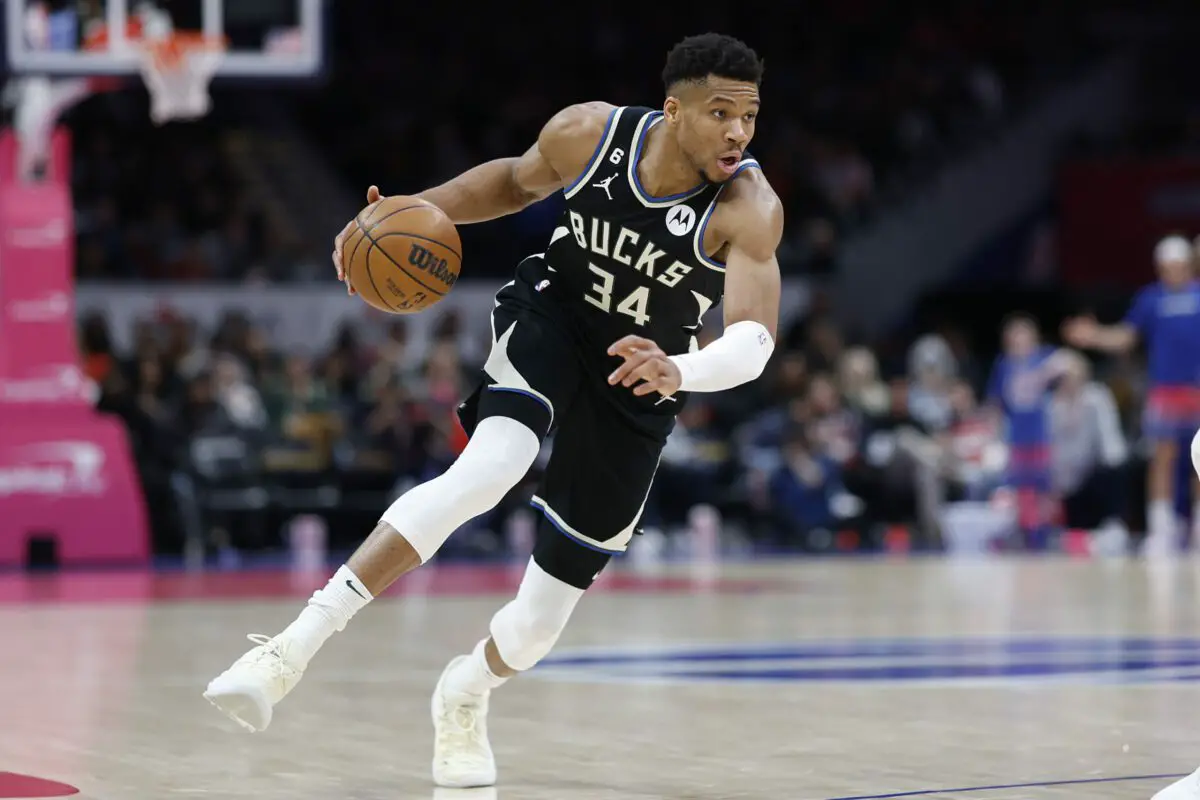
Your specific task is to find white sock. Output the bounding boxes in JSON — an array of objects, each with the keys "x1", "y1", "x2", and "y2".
[
  {"x1": 443, "y1": 639, "x2": 510, "y2": 698},
  {"x1": 1148, "y1": 499, "x2": 1176, "y2": 544},
  {"x1": 279, "y1": 565, "x2": 373, "y2": 668}
]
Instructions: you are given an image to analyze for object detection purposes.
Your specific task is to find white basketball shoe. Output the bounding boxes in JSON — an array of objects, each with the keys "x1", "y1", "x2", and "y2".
[
  {"x1": 1154, "y1": 768, "x2": 1200, "y2": 800},
  {"x1": 203, "y1": 634, "x2": 306, "y2": 732},
  {"x1": 433, "y1": 789, "x2": 497, "y2": 800},
  {"x1": 431, "y1": 656, "x2": 497, "y2": 788}
]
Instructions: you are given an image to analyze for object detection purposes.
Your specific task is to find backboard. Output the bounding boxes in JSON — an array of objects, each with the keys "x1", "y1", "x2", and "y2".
[{"x1": 7, "y1": 0, "x2": 325, "y2": 79}]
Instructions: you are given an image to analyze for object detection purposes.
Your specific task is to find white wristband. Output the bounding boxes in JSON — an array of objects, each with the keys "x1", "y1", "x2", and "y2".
[{"x1": 668, "y1": 320, "x2": 774, "y2": 393}]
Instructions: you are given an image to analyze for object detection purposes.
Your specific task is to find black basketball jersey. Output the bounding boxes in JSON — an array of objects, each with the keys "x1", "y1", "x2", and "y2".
[{"x1": 540, "y1": 105, "x2": 761, "y2": 363}]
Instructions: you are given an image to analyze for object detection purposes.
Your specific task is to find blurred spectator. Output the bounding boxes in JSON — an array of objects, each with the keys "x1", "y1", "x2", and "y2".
[
  {"x1": 855, "y1": 378, "x2": 939, "y2": 547},
  {"x1": 213, "y1": 354, "x2": 267, "y2": 431},
  {"x1": 839, "y1": 347, "x2": 889, "y2": 417},
  {"x1": 941, "y1": 379, "x2": 1005, "y2": 501},
  {"x1": 645, "y1": 401, "x2": 732, "y2": 535},
  {"x1": 907, "y1": 334, "x2": 957, "y2": 432},
  {"x1": 1050, "y1": 350, "x2": 1129, "y2": 542},
  {"x1": 768, "y1": 426, "x2": 859, "y2": 546},
  {"x1": 985, "y1": 315, "x2": 1066, "y2": 548},
  {"x1": 807, "y1": 372, "x2": 860, "y2": 466}
]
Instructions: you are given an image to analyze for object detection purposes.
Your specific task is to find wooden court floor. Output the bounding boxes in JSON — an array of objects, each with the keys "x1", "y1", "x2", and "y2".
[{"x1": 4, "y1": 556, "x2": 1200, "y2": 799}]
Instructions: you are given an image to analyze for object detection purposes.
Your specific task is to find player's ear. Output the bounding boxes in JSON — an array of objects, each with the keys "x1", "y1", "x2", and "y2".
[{"x1": 663, "y1": 96, "x2": 680, "y2": 124}]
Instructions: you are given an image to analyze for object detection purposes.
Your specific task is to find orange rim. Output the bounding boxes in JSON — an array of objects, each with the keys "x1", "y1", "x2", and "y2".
[{"x1": 143, "y1": 32, "x2": 228, "y2": 71}]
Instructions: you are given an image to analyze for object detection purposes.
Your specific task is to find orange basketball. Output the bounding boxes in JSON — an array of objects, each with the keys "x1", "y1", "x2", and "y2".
[{"x1": 342, "y1": 196, "x2": 462, "y2": 314}]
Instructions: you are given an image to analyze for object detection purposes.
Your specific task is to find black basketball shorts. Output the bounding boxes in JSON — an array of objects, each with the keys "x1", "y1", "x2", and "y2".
[{"x1": 457, "y1": 256, "x2": 672, "y2": 563}]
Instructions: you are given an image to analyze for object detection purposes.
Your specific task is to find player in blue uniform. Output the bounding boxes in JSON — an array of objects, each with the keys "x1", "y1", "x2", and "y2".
[
  {"x1": 986, "y1": 314, "x2": 1070, "y2": 548},
  {"x1": 1065, "y1": 235, "x2": 1200, "y2": 557}
]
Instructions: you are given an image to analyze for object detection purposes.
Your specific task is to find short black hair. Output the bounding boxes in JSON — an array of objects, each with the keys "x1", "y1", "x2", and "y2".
[
  {"x1": 1003, "y1": 311, "x2": 1040, "y2": 333},
  {"x1": 662, "y1": 33, "x2": 763, "y2": 93}
]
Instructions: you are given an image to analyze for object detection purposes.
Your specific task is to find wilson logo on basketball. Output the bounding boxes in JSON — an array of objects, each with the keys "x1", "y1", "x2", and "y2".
[{"x1": 407, "y1": 244, "x2": 458, "y2": 287}]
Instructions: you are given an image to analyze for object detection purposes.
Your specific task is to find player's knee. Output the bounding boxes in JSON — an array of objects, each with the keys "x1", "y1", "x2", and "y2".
[
  {"x1": 378, "y1": 416, "x2": 541, "y2": 563},
  {"x1": 489, "y1": 558, "x2": 584, "y2": 672},
  {"x1": 447, "y1": 416, "x2": 541, "y2": 505},
  {"x1": 491, "y1": 603, "x2": 568, "y2": 671}
]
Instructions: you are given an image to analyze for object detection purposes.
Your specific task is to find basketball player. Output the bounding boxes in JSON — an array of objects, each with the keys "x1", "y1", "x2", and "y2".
[
  {"x1": 204, "y1": 33, "x2": 780, "y2": 788},
  {"x1": 985, "y1": 314, "x2": 1071, "y2": 549},
  {"x1": 1064, "y1": 235, "x2": 1200, "y2": 557}
]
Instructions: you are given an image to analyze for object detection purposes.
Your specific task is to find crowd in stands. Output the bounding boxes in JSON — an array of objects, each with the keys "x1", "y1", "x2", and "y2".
[
  {"x1": 70, "y1": 114, "x2": 283, "y2": 282},
  {"x1": 51, "y1": 0, "x2": 1111, "y2": 283},
  {"x1": 38, "y1": 2, "x2": 1184, "y2": 560},
  {"x1": 77, "y1": 287, "x2": 1148, "y2": 561}
]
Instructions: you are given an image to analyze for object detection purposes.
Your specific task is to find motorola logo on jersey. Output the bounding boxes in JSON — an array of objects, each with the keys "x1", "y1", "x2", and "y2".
[
  {"x1": 665, "y1": 205, "x2": 697, "y2": 236},
  {"x1": 531, "y1": 636, "x2": 1200, "y2": 686}
]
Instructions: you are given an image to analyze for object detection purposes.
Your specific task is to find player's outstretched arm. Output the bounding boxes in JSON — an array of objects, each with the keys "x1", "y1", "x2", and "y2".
[
  {"x1": 1063, "y1": 284, "x2": 1154, "y2": 353},
  {"x1": 1061, "y1": 315, "x2": 1138, "y2": 353},
  {"x1": 413, "y1": 101, "x2": 614, "y2": 224},
  {"x1": 333, "y1": 102, "x2": 613, "y2": 290},
  {"x1": 607, "y1": 180, "x2": 783, "y2": 397}
]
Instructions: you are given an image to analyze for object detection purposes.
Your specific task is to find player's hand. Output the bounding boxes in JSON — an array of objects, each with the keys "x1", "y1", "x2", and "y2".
[
  {"x1": 607, "y1": 335, "x2": 683, "y2": 398},
  {"x1": 332, "y1": 185, "x2": 386, "y2": 296},
  {"x1": 1061, "y1": 315, "x2": 1097, "y2": 347}
]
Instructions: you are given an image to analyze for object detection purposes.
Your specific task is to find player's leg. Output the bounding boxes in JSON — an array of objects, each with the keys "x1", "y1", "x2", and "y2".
[
  {"x1": 1144, "y1": 389, "x2": 1182, "y2": 556},
  {"x1": 1149, "y1": 419, "x2": 1200, "y2": 798},
  {"x1": 203, "y1": 269, "x2": 578, "y2": 732},
  {"x1": 429, "y1": 388, "x2": 666, "y2": 788},
  {"x1": 1182, "y1": 392, "x2": 1200, "y2": 552},
  {"x1": 1007, "y1": 446, "x2": 1057, "y2": 550},
  {"x1": 429, "y1": 537, "x2": 610, "y2": 788}
]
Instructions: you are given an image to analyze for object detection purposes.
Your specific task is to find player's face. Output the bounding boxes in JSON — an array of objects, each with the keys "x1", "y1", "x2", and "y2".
[
  {"x1": 1158, "y1": 256, "x2": 1192, "y2": 287},
  {"x1": 665, "y1": 77, "x2": 760, "y2": 184},
  {"x1": 1004, "y1": 320, "x2": 1037, "y2": 356}
]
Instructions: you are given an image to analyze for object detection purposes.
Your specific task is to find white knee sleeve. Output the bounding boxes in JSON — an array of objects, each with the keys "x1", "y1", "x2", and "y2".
[
  {"x1": 489, "y1": 557, "x2": 584, "y2": 671},
  {"x1": 1191, "y1": 427, "x2": 1200, "y2": 480},
  {"x1": 379, "y1": 416, "x2": 540, "y2": 562}
]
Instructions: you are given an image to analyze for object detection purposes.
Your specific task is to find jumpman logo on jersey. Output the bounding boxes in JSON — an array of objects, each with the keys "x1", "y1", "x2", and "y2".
[{"x1": 593, "y1": 173, "x2": 617, "y2": 200}]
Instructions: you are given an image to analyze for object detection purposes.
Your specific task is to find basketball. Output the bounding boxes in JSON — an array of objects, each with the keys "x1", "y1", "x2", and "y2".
[{"x1": 342, "y1": 196, "x2": 462, "y2": 314}]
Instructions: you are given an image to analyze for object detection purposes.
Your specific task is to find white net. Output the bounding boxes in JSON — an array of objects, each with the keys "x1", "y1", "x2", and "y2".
[{"x1": 137, "y1": 35, "x2": 225, "y2": 125}]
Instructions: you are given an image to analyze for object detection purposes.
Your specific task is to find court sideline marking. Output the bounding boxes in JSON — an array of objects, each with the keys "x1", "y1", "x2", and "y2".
[{"x1": 828, "y1": 772, "x2": 1188, "y2": 799}]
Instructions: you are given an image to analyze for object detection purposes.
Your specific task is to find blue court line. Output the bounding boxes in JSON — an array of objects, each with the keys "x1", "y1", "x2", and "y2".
[
  {"x1": 827, "y1": 772, "x2": 1188, "y2": 799},
  {"x1": 541, "y1": 637, "x2": 1200, "y2": 666}
]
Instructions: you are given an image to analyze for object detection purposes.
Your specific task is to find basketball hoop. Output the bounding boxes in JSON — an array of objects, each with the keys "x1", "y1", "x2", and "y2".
[{"x1": 136, "y1": 32, "x2": 226, "y2": 125}]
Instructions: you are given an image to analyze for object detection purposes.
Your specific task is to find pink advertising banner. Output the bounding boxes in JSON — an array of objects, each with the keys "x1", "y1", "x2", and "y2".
[
  {"x1": 0, "y1": 128, "x2": 149, "y2": 566},
  {"x1": 0, "y1": 173, "x2": 92, "y2": 408},
  {"x1": 0, "y1": 413, "x2": 150, "y2": 564}
]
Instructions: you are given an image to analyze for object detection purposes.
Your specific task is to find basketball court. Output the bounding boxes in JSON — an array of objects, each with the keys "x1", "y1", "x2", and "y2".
[{"x1": 3, "y1": 556, "x2": 1200, "y2": 799}]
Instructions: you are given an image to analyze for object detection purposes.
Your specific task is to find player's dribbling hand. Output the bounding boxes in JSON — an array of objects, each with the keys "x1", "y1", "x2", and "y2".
[
  {"x1": 332, "y1": 185, "x2": 386, "y2": 296},
  {"x1": 607, "y1": 336, "x2": 683, "y2": 398}
]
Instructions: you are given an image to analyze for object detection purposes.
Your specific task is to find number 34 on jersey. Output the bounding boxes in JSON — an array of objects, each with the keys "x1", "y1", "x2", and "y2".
[{"x1": 567, "y1": 209, "x2": 694, "y2": 328}]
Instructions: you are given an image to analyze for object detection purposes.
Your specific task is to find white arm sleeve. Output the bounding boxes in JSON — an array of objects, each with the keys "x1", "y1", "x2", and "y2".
[{"x1": 667, "y1": 320, "x2": 775, "y2": 393}]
